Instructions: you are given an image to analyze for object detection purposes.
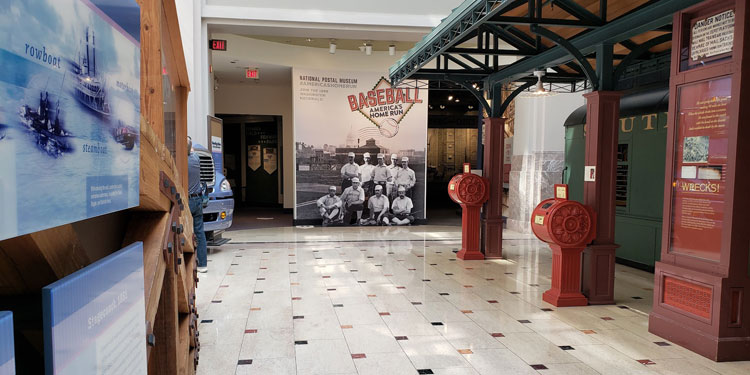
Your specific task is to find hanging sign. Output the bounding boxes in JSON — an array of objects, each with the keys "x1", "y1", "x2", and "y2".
[
  {"x1": 263, "y1": 147, "x2": 278, "y2": 174},
  {"x1": 248, "y1": 145, "x2": 261, "y2": 171},
  {"x1": 43, "y1": 242, "x2": 146, "y2": 375},
  {"x1": 690, "y1": 9, "x2": 734, "y2": 62},
  {"x1": 0, "y1": 312, "x2": 14, "y2": 375}
]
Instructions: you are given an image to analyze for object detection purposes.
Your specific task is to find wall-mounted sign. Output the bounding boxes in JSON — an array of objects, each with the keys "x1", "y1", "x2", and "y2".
[
  {"x1": 0, "y1": 0, "x2": 141, "y2": 241},
  {"x1": 690, "y1": 10, "x2": 734, "y2": 62},
  {"x1": 669, "y1": 77, "x2": 731, "y2": 262},
  {"x1": 0, "y1": 312, "x2": 14, "y2": 375},
  {"x1": 209, "y1": 39, "x2": 227, "y2": 51},
  {"x1": 292, "y1": 68, "x2": 428, "y2": 221},
  {"x1": 246, "y1": 69, "x2": 259, "y2": 79},
  {"x1": 584, "y1": 166, "x2": 596, "y2": 182},
  {"x1": 248, "y1": 145, "x2": 261, "y2": 171},
  {"x1": 43, "y1": 242, "x2": 146, "y2": 375}
]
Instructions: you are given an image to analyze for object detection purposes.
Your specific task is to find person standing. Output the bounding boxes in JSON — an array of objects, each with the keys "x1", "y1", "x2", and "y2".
[
  {"x1": 317, "y1": 186, "x2": 342, "y2": 226},
  {"x1": 389, "y1": 186, "x2": 415, "y2": 225},
  {"x1": 340, "y1": 152, "x2": 360, "y2": 192},
  {"x1": 360, "y1": 152, "x2": 375, "y2": 196},
  {"x1": 393, "y1": 156, "x2": 416, "y2": 199},
  {"x1": 341, "y1": 177, "x2": 365, "y2": 225},
  {"x1": 371, "y1": 153, "x2": 391, "y2": 194},
  {"x1": 386, "y1": 153, "x2": 399, "y2": 196},
  {"x1": 187, "y1": 137, "x2": 207, "y2": 273}
]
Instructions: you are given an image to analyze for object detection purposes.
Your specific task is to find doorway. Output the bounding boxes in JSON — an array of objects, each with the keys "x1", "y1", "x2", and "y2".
[{"x1": 219, "y1": 115, "x2": 282, "y2": 208}]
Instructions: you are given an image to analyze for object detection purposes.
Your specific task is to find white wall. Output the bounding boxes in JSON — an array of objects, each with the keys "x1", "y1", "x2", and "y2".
[{"x1": 513, "y1": 92, "x2": 586, "y2": 155}]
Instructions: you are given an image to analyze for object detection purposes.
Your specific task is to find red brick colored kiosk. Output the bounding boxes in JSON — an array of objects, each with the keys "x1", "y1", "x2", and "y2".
[
  {"x1": 531, "y1": 185, "x2": 596, "y2": 307},
  {"x1": 448, "y1": 164, "x2": 490, "y2": 261},
  {"x1": 648, "y1": 0, "x2": 750, "y2": 361}
]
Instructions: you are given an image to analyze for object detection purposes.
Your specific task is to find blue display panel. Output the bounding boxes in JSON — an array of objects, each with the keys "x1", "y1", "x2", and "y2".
[
  {"x1": 0, "y1": 0, "x2": 140, "y2": 240},
  {"x1": 0, "y1": 312, "x2": 14, "y2": 375},
  {"x1": 42, "y1": 242, "x2": 146, "y2": 375}
]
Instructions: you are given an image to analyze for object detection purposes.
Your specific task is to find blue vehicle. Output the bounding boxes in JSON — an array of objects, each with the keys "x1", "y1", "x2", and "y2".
[{"x1": 193, "y1": 143, "x2": 233, "y2": 246}]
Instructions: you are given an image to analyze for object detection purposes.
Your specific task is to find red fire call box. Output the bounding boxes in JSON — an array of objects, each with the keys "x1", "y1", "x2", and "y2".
[{"x1": 530, "y1": 184, "x2": 595, "y2": 307}]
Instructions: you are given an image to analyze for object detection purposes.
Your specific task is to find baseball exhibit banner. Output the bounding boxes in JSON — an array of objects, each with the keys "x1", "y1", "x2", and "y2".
[
  {"x1": 293, "y1": 68, "x2": 428, "y2": 222},
  {"x1": 0, "y1": 0, "x2": 141, "y2": 240}
]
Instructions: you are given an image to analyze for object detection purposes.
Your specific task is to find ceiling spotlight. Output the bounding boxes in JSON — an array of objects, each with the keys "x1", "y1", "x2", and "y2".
[
  {"x1": 306, "y1": 38, "x2": 313, "y2": 42},
  {"x1": 389, "y1": 44, "x2": 396, "y2": 56},
  {"x1": 439, "y1": 105, "x2": 446, "y2": 110},
  {"x1": 429, "y1": 105, "x2": 433, "y2": 110},
  {"x1": 447, "y1": 95, "x2": 454, "y2": 101},
  {"x1": 358, "y1": 46, "x2": 366, "y2": 52},
  {"x1": 455, "y1": 98, "x2": 460, "y2": 103},
  {"x1": 365, "y1": 44, "x2": 372, "y2": 55},
  {"x1": 468, "y1": 105, "x2": 474, "y2": 110},
  {"x1": 329, "y1": 40, "x2": 337, "y2": 54}
]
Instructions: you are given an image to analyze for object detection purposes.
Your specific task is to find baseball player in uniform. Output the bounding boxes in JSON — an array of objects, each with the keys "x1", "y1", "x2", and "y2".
[
  {"x1": 360, "y1": 152, "x2": 375, "y2": 196},
  {"x1": 388, "y1": 186, "x2": 415, "y2": 225},
  {"x1": 393, "y1": 156, "x2": 416, "y2": 200},
  {"x1": 362, "y1": 184, "x2": 389, "y2": 225},
  {"x1": 340, "y1": 152, "x2": 360, "y2": 192},
  {"x1": 317, "y1": 186, "x2": 342, "y2": 226},
  {"x1": 341, "y1": 177, "x2": 365, "y2": 225}
]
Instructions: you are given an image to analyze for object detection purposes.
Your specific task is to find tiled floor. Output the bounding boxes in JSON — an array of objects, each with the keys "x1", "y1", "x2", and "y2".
[{"x1": 196, "y1": 226, "x2": 750, "y2": 375}]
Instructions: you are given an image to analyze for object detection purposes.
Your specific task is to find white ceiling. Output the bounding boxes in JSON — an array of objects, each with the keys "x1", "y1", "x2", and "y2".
[{"x1": 206, "y1": 0, "x2": 465, "y2": 16}]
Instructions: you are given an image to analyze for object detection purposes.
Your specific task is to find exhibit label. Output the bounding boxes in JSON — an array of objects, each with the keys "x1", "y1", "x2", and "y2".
[
  {"x1": 43, "y1": 242, "x2": 146, "y2": 375},
  {"x1": 0, "y1": 0, "x2": 141, "y2": 240},
  {"x1": 669, "y1": 77, "x2": 730, "y2": 261},
  {"x1": 0, "y1": 312, "x2": 14, "y2": 375}
]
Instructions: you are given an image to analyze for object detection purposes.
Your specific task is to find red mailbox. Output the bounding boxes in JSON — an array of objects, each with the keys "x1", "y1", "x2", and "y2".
[
  {"x1": 531, "y1": 184, "x2": 596, "y2": 307},
  {"x1": 448, "y1": 164, "x2": 490, "y2": 260}
]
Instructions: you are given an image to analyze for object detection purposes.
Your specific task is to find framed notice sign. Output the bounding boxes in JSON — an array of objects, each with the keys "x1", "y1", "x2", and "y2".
[
  {"x1": 681, "y1": 7, "x2": 735, "y2": 71},
  {"x1": 0, "y1": 312, "x2": 14, "y2": 375},
  {"x1": 43, "y1": 242, "x2": 146, "y2": 375},
  {"x1": 669, "y1": 77, "x2": 731, "y2": 261}
]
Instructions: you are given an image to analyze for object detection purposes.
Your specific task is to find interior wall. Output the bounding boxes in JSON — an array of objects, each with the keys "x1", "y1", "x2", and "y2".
[{"x1": 214, "y1": 81, "x2": 292, "y2": 208}]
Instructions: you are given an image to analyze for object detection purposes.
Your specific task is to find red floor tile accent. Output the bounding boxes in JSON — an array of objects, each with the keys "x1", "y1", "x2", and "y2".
[
  {"x1": 250, "y1": 307, "x2": 261, "y2": 311},
  {"x1": 368, "y1": 294, "x2": 377, "y2": 297},
  {"x1": 461, "y1": 310, "x2": 473, "y2": 314},
  {"x1": 464, "y1": 285, "x2": 473, "y2": 288},
  {"x1": 379, "y1": 312, "x2": 391, "y2": 316},
  {"x1": 491, "y1": 333, "x2": 504, "y2": 337},
  {"x1": 637, "y1": 359, "x2": 656, "y2": 365},
  {"x1": 487, "y1": 300, "x2": 499, "y2": 304},
  {"x1": 322, "y1": 276, "x2": 331, "y2": 278},
  {"x1": 292, "y1": 297, "x2": 301, "y2": 300},
  {"x1": 601, "y1": 317, "x2": 614, "y2": 321},
  {"x1": 457, "y1": 349, "x2": 473, "y2": 354},
  {"x1": 396, "y1": 286, "x2": 406, "y2": 289},
  {"x1": 581, "y1": 330, "x2": 596, "y2": 334},
  {"x1": 341, "y1": 325, "x2": 353, "y2": 329},
  {"x1": 245, "y1": 329, "x2": 257, "y2": 334},
  {"x1": 351, "y1": 354, "x2": 366, "y2": 359}
]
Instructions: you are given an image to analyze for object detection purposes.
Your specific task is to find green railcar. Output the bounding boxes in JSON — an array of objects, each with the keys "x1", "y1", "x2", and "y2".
[{"x1": 563, "y1": 88, "x2": 669, "y2": 271}]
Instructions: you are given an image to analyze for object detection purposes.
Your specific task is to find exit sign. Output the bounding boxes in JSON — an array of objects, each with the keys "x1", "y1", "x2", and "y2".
[
  {"x1": 209, "y1": 39, "x2": 226, "y2": 51},
  {"x1": 246, "y1": 69, "x2": 259, "y2": 79}
]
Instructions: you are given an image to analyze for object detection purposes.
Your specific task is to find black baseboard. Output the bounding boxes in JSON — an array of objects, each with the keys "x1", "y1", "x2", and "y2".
[
  {"x1": 615, "y1": 257, "x2": 654, "y2": 273},
  {"x1": 292, "y1": 218, "x2": 428, "y2": 227},
  {"x1": 282, "y1": 208, "x2": 293, "y2": 214}
]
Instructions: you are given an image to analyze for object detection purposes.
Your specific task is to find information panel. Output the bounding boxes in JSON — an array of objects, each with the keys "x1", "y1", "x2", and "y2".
[
  {"x1": 669, "y1": 77, "x2": 731, "y2": 261},
  {"x1": 43, "y1": 242, "x2": 146, "y2": 375},
  {"x1": 0, "y1": 0, "x2": 141, "y2": 241},
  {"x1": 0, "y1": 312, "x2": 14, "y2": 375}
]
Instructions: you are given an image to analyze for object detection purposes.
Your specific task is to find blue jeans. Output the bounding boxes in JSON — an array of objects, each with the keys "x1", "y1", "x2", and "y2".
[{"x1": 189, "y1": 196, "x2": 207, "y2": 267}]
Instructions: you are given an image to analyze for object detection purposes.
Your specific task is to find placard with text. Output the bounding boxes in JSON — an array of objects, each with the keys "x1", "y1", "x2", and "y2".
[
  {"x1": 669, "y1": 77, "x2": 730, "y2": 261},
  {"x1": 43, "y1": 242, "x2": 146, "y2": 375},
  {"x1": 0, "y1": 0, "x2": 141, "y2": 240}
]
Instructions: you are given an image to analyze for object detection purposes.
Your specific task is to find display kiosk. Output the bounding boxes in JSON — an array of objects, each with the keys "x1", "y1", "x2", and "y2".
[{"x1": 649, "y1": 0, "x2": 750, "y2": 361}]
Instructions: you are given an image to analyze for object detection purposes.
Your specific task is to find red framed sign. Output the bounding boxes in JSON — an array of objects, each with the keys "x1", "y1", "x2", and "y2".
[{"x1": 669, "y1": 77, "x2": 731, "y2": 261}]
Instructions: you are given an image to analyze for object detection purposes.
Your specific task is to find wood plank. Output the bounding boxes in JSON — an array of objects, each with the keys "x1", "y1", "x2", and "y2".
[
  {"x1": 138, "y1": 0, "x2": 165, "y2": 140},
  {"x1": 177, "y1": 313, "x2": 190, "y2": 375},
  {"x1": 123, "y1": 211, "x2": 169, "y2": 323},
  {"x1": 149, "y1": 267, "x2": 179, "y2": 375},
  {"x1": 162, "y1": 1, "x2": 191, "y2": 90}
]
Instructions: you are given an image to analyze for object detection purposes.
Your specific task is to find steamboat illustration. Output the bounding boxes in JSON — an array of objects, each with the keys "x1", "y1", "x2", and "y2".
[
  {"x1": 72, "y1": 27, "x2": 111, "y2": 116},
  {"x1": 18, "y1": 91, "x2": 73, "y2": 158}
]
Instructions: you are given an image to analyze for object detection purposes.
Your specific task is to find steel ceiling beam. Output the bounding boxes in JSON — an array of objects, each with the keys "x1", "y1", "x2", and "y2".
[
  {"x1": 445, "y1": 47, "x2": 534, "y2": 56},
  {"x1": 553, "y1": 0, "x2": 604, "y2": 25},
  {"x1": 389, "y1": 0, "x2": 527, "y2": 85},
  {"x1": 485, "y1": 0, "x2": 703, "y2": 86},
  {"x1": 486, "y1": 17, "x2": 601, "y2": 28}
]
